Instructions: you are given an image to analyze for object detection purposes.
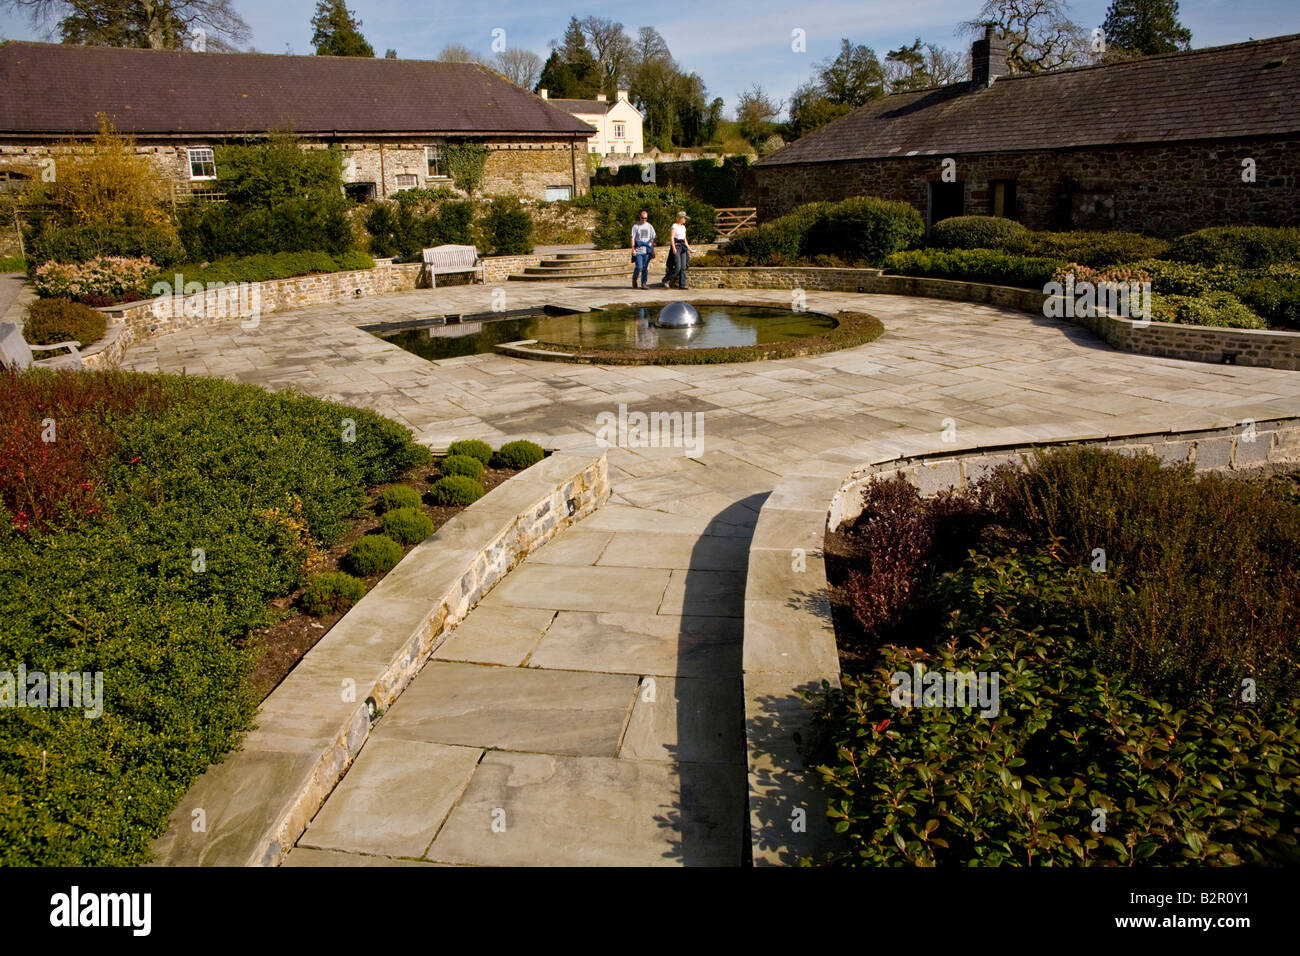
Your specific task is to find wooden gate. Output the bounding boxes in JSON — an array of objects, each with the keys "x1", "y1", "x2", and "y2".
[{"x1": 714, "y1": 207, "x2": 757, "y2": 239}]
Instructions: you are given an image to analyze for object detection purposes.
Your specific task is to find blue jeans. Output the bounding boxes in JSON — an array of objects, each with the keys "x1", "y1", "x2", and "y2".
[
  {"x1": 633, "y1": 249, "x2": 650, "y2": 286},
  {"x1": 674, "y1": 245, "x2": 690, "y2": 288}
]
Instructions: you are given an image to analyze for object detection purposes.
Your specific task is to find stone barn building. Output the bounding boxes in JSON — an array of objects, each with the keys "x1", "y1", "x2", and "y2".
[
  {"x1": 0, "y1": 42, "x2": 595, "y2": 202},
  {"x1": 749, "y1": 30, "x2": 1300, "y2": 237}
]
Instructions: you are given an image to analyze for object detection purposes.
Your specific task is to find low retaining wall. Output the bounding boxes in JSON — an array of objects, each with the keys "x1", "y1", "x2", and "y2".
[
  {"x1": 690, "y1": 266, "x2": 1300, "y2": 370},
  {"x1": 744, "y1": 417, "x2": 1300, "y2": 866},
  {"x1": 149, "y1": 449, "x2": 610, "y2": 867}
]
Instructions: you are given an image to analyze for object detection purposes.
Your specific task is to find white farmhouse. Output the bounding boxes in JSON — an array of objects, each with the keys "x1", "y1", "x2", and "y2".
[{"x1": 541, "y1": 89, "x2": 644, "y2": 159}]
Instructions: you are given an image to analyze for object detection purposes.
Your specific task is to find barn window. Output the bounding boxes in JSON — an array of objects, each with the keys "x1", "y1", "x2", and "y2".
[
  {"x1": 188, "y1": 148, "x2": 216, "y2": 180},
  {"x1": 395, "y1": 174, "x2": 419, "y2": 191}
]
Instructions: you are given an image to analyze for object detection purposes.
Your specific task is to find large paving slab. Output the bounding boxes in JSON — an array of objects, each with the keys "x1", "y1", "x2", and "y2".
[
  {"x1": 127, "y1": 279, "x2": 1300, "y2": 868},
  {"x1": 375, "y1": 661, "x2": 639, "y2": 756},
  {"x1": 424, "y1": 752, "x2": 747, "y2": 866}
]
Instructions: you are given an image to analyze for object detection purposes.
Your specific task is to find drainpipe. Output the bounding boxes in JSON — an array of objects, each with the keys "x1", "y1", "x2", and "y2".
[
  {"x1": 571, "y1": 137, "x2": 578, "y2": 195},
  {"x1": 379, "y1": 144, "x2": 387, "y2": 198}
]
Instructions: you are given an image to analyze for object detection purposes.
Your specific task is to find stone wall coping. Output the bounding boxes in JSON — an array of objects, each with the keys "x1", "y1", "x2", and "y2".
[
  {"x1": 743, "y1": 416, "x2": 1300, "y2": 866},
  {"x1": 147, "y1": 448, "x2": 610, "y2": 867}
]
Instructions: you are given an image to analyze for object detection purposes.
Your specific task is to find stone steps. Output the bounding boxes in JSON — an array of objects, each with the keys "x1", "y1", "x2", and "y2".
[{"x1": 509, "y1": 251, "x2": 632, "y2": 281}]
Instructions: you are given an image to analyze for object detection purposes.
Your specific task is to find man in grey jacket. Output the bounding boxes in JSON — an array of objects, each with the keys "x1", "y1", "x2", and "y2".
[{"x1": 630, "y1": 210, "x2": 656, "y2": 289}]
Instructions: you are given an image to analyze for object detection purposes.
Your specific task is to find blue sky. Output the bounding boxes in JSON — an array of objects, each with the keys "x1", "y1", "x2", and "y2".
[{"x1": 3, "y1": 1, "x2": 1297, "y2": 116}]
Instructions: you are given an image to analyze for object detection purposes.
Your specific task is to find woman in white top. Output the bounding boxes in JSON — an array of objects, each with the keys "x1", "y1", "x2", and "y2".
[{"x1": 668, "y1": 211, "x2": 692, "y2": 289}]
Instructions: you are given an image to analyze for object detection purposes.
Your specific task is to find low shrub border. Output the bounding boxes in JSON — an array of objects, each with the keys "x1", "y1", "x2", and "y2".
[
  {"x1": 743, "y1": 418, "x2": 1300, "y2": 866},
  {"x1": 497, "y1": 306, "x2": 885, "y2": 365},
  {"x1": 148, "y1": 448, "x2": 610, "y2": 866},
  {"x1": 686, "y1": 267, "x2": 1300, "y2": 370}
]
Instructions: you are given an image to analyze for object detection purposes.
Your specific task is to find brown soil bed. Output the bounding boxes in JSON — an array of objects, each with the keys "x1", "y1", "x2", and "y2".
[{"x1": 245, "y1": 459, "x2": 521, "y2": 700}]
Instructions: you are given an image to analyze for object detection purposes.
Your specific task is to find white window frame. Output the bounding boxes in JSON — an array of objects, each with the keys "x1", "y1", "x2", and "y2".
[
  {"x1": 545, "y1": 186, "x2": 572, "y2": 202},
  {"x1": 613, "y1": 122, "x2": 626, "y2": 139},
  {"x1": 426, "y1": 146, "x2": 446, "y2": 178},
  {"x1": 188, "y1": 147, "x2": 216, "y2": 180},
  {"x1": 394, "y1": 173, "x2": 420, "y2": 191}
]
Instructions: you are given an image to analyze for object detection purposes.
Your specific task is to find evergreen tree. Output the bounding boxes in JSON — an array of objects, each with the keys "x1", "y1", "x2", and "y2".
[
  {"x1": 310, "y1": 0, "x2": 375, "y2": 57},
  {"x1": 1101, "y1": 0, "x2": 1192, "y2": 56}
]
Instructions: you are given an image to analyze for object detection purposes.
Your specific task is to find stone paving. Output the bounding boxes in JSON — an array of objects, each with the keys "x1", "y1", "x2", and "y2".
[{"x1": 121, "y1": 280, "x2": 1300, "y2": 866}]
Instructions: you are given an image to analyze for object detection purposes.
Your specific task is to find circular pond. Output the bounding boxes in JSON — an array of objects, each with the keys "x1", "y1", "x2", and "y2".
[{"x1": 372, "y1": 303, "x2": 839, "y2": 362}]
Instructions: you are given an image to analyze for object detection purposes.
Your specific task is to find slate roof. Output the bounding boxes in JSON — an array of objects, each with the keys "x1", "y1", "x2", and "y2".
[
  {"x1": 0, "y1": 42, "x2": 595, "y2": 139},
  {"x1": 550, "y1": 98, "x2": 613, "y2": 115},
  {"x1": 757, "y1": 33, "x2": 1300, "y2": 166}
]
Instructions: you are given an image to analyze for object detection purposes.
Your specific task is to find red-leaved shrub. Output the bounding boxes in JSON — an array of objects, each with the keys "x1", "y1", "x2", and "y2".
[{"x1": 0, "y1": 368, "x2": 166, "y2": 532}]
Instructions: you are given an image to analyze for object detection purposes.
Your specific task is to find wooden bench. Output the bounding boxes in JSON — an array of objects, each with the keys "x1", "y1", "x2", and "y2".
[
  {"x1": 421, "y1": 244, "x2": 485, "y2": 287},
  {"x1": 0, "y1": 321, "x2": 83, "y2": 370}
]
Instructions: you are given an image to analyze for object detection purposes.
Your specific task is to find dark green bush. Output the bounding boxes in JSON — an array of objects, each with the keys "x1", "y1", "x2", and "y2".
[
  {"x1": 813, "y1": 448, "x2": 1300, "y2": 866},
  {"x1": 23, "y1": 297, "x2": 108, "y2": 346},
  {"x1": 342, "y1": 534, "x2": 405, "y2": 576},
  {"x1": 810, "y1": 564, "x2": 1300, "y2": 866},
  {"x1": 375, "y1": 485, "x2": 422, "y2": 513},
  {"x1": 981, "y1": 448, "x2": 1300, "y2": 703},
  {"x1": 364, "y1": 197, "x2": 475, "y2": 262},
  {"x1": 439, "y1": 453, "x2": 485, "y2": 481},
  {"x1": 0, "y1": 369, "x2": 428, "y2": 865},
  {"x1": 589, "y1": 185, "x2": 717, "y2": 250},
  {"x1": 26, "y1": 224, "x2": 186, "y2": 268},
  {"x1": 300, "y1": 571, "x2": 367, "y2": 616},
  {"x1": 1232, "y1": 271, "x2": 1300, "y2": 329},
  {"x1": 428, "y1": 475, "x2": 486, "y2": 506},
  {"x1": 446, "y1": 439, "x2": 492, "y2": 465},
  {"x1": 491, "y1": 440, "x2": 545, "y2": 470},
  {"x1": 805, "y1": 197, "x2": 925, "y2": 266},
  {"x1": 148, "y1": 251, "x2": 375, "y2": 288},
  {"x1": 481, "y1": 197, "x2": 534, "y2": 256},
  {"x1": 379, "y1": 506, "x2": 435, "y2": 543},
  {"x1": 1019, "y1": 230, "x2": 1168, "y2": 266},
  {"x1": 178, "y1": 198, "x2": 353, "y2": 261},
  {"x1": 928, "y1": 215, "x2": 1029, "y2": 250},
  {"x1": 1168, "y1": 226, "x2": 1300, "y2": 269},
  {"x1": 884, "y1": 248, "x2": 1066, "y2": 288},
  {"x1": 725, "y1": 197, "x2": 921, "y2": 267}
]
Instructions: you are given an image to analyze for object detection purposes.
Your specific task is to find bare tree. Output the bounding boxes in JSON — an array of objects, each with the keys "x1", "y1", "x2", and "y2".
[
  {"x1": 4, "y1": 0, "x2": 251, "y2": 49},
  {"x1": 634, "y1": 25, "x2": 670, "y2": 67},
  {"x1": 437, "y1": 43, "x2": 487, "y2": 64},
  {"x1": 494, "y1": 47, "x2": 543, "y2": 89},
  {"x1": 735, "y1": 84, "x2": 782, "y2": 148},
  {"x1": 580, "y1": 15, "x2": 634, "y2": 94},
  {"x1": 962, "y1": 0, "x2": 1091, "y2": 73}
]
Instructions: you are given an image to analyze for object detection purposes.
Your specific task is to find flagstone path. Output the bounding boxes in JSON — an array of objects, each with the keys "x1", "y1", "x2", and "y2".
[{"x1": 121, "y1": 281, "x2": 1300, "y2": 866}]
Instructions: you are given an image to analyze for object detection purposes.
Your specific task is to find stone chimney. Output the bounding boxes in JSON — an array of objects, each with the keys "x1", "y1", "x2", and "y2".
[
  {"x1": 539, "y1": 88, "x2": 548, "y2": 100},
  {"x1": 596, "y1": 93, "x2": 607, "y2": 102},
  {"x1": 616, "y1": 89, "x2": 629, "y2": 102},
  {"x1": 971, "y1": 24, "x2": 1009, "y2": 88}
]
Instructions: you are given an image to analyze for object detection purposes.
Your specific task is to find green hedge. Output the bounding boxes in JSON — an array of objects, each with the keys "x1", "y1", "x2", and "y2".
[
  {"x1": 300, "y1": 571, "x2": 367, "y2": 616},
  {"x1": 811, "y1": 448, "x2": 1300, "y2": 866},
  {"x1": 342, "y1": 534, "x2": 404, "y2": 576},
  {"x1": 147, "y1": 251, "x2": 375, "y2": 288},
  {"x1": 0, "y1": 370, "x2": 430, "y2": 865},
  {"x1": 428, "y1": 475, "x2": 485, "y2": 506},
  {"x1": 379, "y1": 506, "x2": 435, "y2": 544},
  {"x1": 726, "y1": 197, "x2": 922, "y2": 267},
  {"x1": 586, "y1": 185, "x2": 717, "y2": 250},
  {"x1": 439, "y1": 454, "x2": 485, "y2": 481},
  {"x1": 928, "y1": 215, "x2": 1029, "y2": 250},
  {"x1": 23, "y1": 298, "x2": 107, "y2": 347},
  {"x1": 446, "y1": 439, "x2": 492, "y2": 466},
  {"x1": 1018, "y1": 230, "x2": 1168, "y2": 266},
  {"x1": 26, "y1": 224, "x2": 187, "y2": 269},
  {"x1": 884, "y1": 248, "x2": 1066, "y2": 288},
  {"x1": 481, "y1": 197, "x2": 534, "y2": 256},
  {"x1": 364, "y1": 196, "x2": 474, "y2": 262},
  {"x1": 1168, "y1": 226, "x2": 1300, "y2": 269},
  {"x1": 1150, "y1": 291, "x2": 1267, "y2": 329}
]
